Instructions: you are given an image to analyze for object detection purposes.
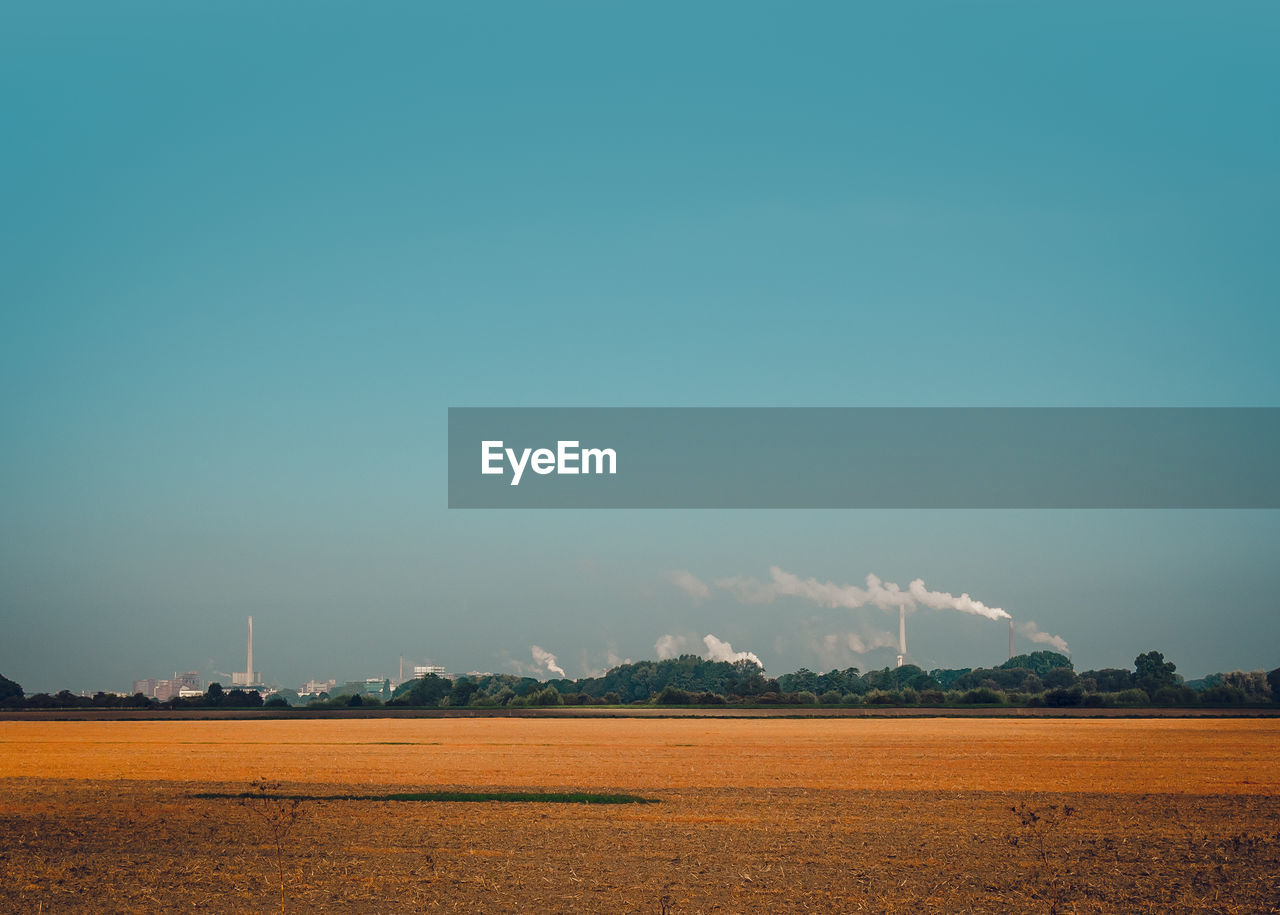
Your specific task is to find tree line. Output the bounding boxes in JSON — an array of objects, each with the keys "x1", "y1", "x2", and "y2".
[{"x1": 2, "y1": 651, "x2": 1278, "y2": 710}]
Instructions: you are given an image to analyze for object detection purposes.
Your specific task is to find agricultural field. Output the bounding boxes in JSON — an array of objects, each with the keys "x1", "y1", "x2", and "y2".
[{"x1": 1, "y1": 718, "x2": 1277, "y2": 912}]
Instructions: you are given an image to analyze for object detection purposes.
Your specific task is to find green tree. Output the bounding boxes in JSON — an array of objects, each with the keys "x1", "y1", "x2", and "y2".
[
  {"x1": 1002, "y1": 652, "x2": 1073, "y2": 676},
  {"x1": 391, "y1": 674, "x2": 451, "y2": 707},
  {"x1": 1134, "y1": 651, "x2": 1178, "y2": 696},
  {"x1": 655, "y1": 685, "x2": 692, "y2": 705},
  {"x1": 1079, "y1": 668, "x2": 1134, "y2": 692},
  {"x1": 1219, "y1": 670, "x2": 1272, "y2": 703},
  {"x1": 531, "y1": 686, "x2": 564, "y2": 706},
  {"x1": 1041, "y1": 668, "x2": 1078, "y2": 690},
  {"x1": 0, "y1": 674, "x2": 23, "y2": 707},
  {"x1": 1200, "y1": 684, "x2": 1247, "y2": 705},
  {"x1": 449, "y1": 678, "x2": 480, "y2": 707}
]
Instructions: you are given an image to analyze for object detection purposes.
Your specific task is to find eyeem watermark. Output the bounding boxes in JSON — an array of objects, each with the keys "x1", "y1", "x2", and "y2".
[
  {"x1": 450, "y1": 408, "x2": 1280, "y2": 508},
  {"x1": 481, "y1": 440, "x2": 617, "y2": 486}
]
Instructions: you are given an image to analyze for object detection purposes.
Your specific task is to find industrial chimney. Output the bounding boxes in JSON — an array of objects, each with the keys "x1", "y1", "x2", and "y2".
[
  {"x1": 1008, "y1": 618, "x2": 1015, "y2": 661},
  {"x1": 232, "y1": 616, "x2": 258, "y2": 688},
  {"x1": 896, "y1": 605, "x2": 907, "y2": 668}
]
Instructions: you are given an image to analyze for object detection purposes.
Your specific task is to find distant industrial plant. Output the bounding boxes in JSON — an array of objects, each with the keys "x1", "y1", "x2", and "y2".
[{"x1": 128, "y1": 617, "x2": 451, "y2": 704}]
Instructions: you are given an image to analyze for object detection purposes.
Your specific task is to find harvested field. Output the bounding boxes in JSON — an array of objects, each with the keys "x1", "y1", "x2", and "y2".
[{"x1": 2, "y1": 718, "x2": 1277, "y2": 912}]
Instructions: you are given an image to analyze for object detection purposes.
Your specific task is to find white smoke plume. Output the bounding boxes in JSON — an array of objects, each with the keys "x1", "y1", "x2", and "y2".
[
  {"x1": 654, "y1": 633, "x2": 688, "y2": 660},
  {"x1": 773, "y1": 568, "x2": 912, "y2": 609},
  {"x1": 1016, "y1": 621, "x2": 1070, "y2": 654},
  {"x1": 713, "y1": 575, "x2": 778, "y2": 604},
  {"x1": 906, "y1": 577, "x2": 1010, "y2": 621},
  {"x1": 702, "y1": 634, "x2": 762, "y2": 668},
  {"x1": 718, "y1": 565, "x2": 1011, "y2": 621},
  {"x1": 665, "y1": 569, "x2": 711, "y2": 601},
  {"x1": 530, "y1": 645, "x2": 566, "y2": 678}
]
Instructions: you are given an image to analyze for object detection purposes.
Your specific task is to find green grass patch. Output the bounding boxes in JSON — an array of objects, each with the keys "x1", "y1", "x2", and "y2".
[{"x1": 193, "y1": 789, "x2": 657, "y2": 804}]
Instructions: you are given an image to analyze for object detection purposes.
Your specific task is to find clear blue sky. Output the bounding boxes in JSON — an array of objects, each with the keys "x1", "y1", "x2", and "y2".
[{"x1": 2, "y1": 3, "x2": 1277, "y2": 692}]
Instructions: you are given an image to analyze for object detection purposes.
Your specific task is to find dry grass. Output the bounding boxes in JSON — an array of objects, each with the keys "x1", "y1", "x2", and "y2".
[{"x1": 1, "y1": 719, "x2": 1277, "y2": 912}]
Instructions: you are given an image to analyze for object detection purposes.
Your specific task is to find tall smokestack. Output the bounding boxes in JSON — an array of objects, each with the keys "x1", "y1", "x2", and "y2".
[
  {"x1": 247, "y1": 616, "x2": 253, "y2": 684},
  {"x1": 896, "y1": 605, "x2": 907, "y2": 668},
  {"x1": 1009, "y1": 619, "x2": 1015, "y2": 660}
]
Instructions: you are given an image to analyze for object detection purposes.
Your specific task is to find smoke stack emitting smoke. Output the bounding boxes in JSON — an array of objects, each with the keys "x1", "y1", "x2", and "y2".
[
  {"x1": 713, "y1": 567, "x2": 1012, "y2": 620},
  {"x1": 670, "y1": 565, "x2": 1069, "y2": 659}
]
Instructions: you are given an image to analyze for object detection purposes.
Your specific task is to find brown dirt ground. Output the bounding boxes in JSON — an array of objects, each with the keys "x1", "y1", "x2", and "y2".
[{"x1": 1, "y1": 719, "x2": 1277, "y2": 913}]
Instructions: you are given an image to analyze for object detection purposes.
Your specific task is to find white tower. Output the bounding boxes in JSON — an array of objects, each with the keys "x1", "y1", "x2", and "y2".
[
  {"x1": 896, "y1": 605, "x2": 907, "y2": 668},
  {"x1": 232, "y1": 616, "x2": 259, "y2": 687}
]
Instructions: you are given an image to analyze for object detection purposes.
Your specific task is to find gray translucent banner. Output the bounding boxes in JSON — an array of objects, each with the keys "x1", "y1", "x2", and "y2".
[{"x1": 448, "y1": 408, "x2": 1280, "y2": 508}]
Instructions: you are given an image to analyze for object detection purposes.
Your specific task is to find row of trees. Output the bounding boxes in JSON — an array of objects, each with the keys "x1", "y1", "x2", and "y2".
[
  {"x1": 333, "y1": 650, "x2": 1280, "y2": 710},
  {"x1": 3, "y1": 652, "x2": 1278, "y2": 710},
  {"x1": 354, "y1": 650, "x2": 1280, "y2": 709}
]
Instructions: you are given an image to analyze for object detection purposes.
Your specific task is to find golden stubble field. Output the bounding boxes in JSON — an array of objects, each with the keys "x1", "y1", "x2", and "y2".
[{"x1": 2, "y1": 717, "x2": 1278, "y2": 912}]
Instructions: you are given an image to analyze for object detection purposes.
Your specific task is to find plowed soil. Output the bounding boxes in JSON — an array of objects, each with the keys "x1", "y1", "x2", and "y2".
[{"x1": 2, "y1": 718, "x2": 1277, "y2": 912}]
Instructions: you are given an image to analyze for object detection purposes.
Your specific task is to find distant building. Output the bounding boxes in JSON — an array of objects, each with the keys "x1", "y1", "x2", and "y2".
[
  {"x1": 299, "y1": 679, "x2": 336, "y2": 697},
  {"x1": 413, "y1": 665, "x2": 446, "y2": 678},
  {"x1": 133, "y1": 671, "x2": 202, "y2": 700}
]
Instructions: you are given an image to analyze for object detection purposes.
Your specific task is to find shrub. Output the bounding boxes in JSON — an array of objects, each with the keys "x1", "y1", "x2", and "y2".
[
  {"x1": 1112, "y1": 688, "x2": 1149, "y2": 707},
  {"x1": 918, "y1": 689, "x2": 945, "y2": 705},
  {"x1": 1152, "y1": 685, "x2": 1197, "y2": 706},
  {"x1": 1220, "y1": 670, "x2": 1273, "y2": 703},
  {"x1": 791, "y1": 690, "x2": 819, "y2": 705},
  {"x1": 531, "y1": 687, "x2": 565, "y2": 706},
  {"x1": 958, "y1": 687, "x2": 1004, "y2": 705},
  {"x1": 1043, "y1": 686, "x2": 1083, "y2": 707},
  {"x1": 655, "y1": 686, "x2": 693, "y2": 705},
  {"x1": 1200, "y1": 684, "x2": 1247, "y2": 706},
  {"x1": 819, "y1": 690, "x2": 843, "y2": 705}
]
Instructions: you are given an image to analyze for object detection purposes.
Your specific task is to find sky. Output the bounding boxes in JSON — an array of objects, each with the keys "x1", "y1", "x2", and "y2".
[{"x1": 2, "y1": 3, "x2": 1278, "y2": 693}]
